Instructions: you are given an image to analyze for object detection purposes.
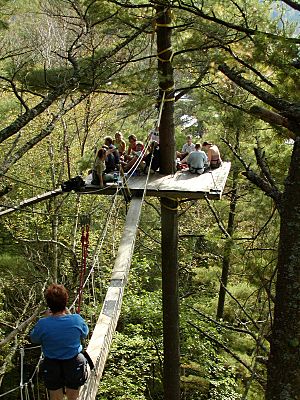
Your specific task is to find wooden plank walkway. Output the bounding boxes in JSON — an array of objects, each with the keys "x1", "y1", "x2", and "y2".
[
  {"x1": 82, "y1": 161, "x2": 231, "y2": 200},
  {"x1": 0, "y1": 188, "x2": 63, "y2": 217},
  {"x1": 78, "y1": 197, "x2": 144, "y2": 400}
]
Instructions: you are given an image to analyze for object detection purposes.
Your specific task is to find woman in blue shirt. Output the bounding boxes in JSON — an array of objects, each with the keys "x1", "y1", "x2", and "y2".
[{"x1": 30, "y1": 284, "x2": 89, "y2": 400}]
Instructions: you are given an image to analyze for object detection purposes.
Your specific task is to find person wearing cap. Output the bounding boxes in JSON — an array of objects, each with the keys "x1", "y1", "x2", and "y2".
[{"x1": 202, "y1": 141, "x2": 222, "y2": 168}]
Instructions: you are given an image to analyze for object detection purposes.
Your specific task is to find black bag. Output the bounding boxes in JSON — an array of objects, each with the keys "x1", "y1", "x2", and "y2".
[{"x1": 61, "y1": 176, "x2": 85, "y2": 192}]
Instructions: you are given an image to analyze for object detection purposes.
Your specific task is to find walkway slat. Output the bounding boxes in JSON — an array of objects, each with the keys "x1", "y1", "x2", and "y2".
[{"x1": 78, "y1": 197, "x2": 144, "y2": 400}]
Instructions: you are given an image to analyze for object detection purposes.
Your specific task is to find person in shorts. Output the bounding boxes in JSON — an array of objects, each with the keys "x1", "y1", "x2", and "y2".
[
  {"x1": 30, "y1": 284, "x2": 89, "y2": 400},
  {"x1": 202, "y1": 141, "x2": 222, "y2": 169},
  {"x1": 187, "y1": 143, "x2": 208, "y2": 174}
]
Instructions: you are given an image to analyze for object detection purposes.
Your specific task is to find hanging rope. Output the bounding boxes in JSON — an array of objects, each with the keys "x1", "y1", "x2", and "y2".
[{"x1": 77, "y1": 217, "x2": 90, "y2": 314}]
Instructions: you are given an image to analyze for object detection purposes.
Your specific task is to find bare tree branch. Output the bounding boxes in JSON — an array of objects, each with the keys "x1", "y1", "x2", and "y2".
[
  {"x1": 187, "y1": 320, "x2": 265, "y2": 387},
  {"x1": 222, "y1": 138, "x2": 282, "y2": 207},
  {"x1": 204, "y1": 194, "x2": 230, "y2": 238},
  {"x1": 0, "y1": 306, "x2": 42, "y2": 348}
]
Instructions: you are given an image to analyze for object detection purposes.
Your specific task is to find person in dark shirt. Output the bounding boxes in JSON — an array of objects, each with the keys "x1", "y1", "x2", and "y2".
[
  {"x1": 144, "y1": 141, "x2": 160, "y2": 172},
  {"x1": 30, "y1": 284, "x2": 89, "y2": 400},
  {"x1": 103, "y1": 136, "x2": 119, "y2": 172}
]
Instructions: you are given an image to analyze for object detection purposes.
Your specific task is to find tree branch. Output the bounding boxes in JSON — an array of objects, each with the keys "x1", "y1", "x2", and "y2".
[
  {"x1": 250, "y1": 105, "x2": 297, "y2": 138},
  {"x1": 0, "y1": 93, "x2": 88, "y2": 174},
  {"x1": 254, "y1": 142, "x2": 278, "y2": 188},
  {"x1": 187, "y1": 320, "x2": 265, "y2": 387},
  {"x1": 218, "y1": 63, "x2": 300, "y2": 123},
  {"x1": 222, "y1": 138, "x2": 282, "y2": 207},
  {"x1": 175, "y1": 65, "x2": 209, "y2": 101},
  {"x1": 191, "y1": 307, "x2": 268, "y2": 352},
  {"x1": 0, "y1": 306, "x2": 42, "y2": 348},
  {"x1": 172, "y1": 1, "x2": 300, "y2": 43},
  {"x1": 204, "y1": 195, "x2": 230, "y2": 238}
]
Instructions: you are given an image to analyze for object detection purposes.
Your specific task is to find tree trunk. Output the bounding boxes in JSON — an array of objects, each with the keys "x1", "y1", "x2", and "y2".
[
  {"x1": 216, "y1": 162, "x2": 239, "y2": 319},
  {"x1": 161, "y1": 197, "x2": 180, "y2": 400},
  {"x1": 156, "y1": 6, "x2": 180, "y2": 400},
  {"x1": 266, "y1": 137, "x2": 300, "y2": 399}
]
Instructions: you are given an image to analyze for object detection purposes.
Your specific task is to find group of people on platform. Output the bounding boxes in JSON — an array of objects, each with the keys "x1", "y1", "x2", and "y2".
[
  {"x1": 92, "y1": 131, "x2": 160, "y2": 187},
  {"x1": 177, "y1": 134, "x2": 222, "y2": 175},
  {"x1": 92, "y1": 131, "x2": 222, "y2": 187}
]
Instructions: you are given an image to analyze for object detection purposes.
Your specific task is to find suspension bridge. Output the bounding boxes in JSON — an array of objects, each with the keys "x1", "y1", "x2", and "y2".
[{"x1": 0, "y1": 158, "x2": 230, "y2": 399}]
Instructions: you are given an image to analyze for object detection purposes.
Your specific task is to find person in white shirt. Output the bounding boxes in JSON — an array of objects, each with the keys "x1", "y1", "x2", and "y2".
[
  {"x1": 187, "y1": 143, "x2": 208, "y2": 175},
  {"x1": 177, "y1": 135, "x2": 195, "y2": 161}
]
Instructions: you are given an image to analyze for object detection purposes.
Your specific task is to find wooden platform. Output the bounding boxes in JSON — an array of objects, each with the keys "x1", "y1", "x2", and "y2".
[{"x1": 82, "y1": 161, "x2": 231, "y2": 200}]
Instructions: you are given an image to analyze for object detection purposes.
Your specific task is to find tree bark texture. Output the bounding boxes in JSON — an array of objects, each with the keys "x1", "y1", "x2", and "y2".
[
  {"x1": 216, "y1": 164, "x2": 239, "y2": 319},
  {"x1": 156, "y1": 6, "x2": 180, "y2": 400},
  {"x1": 161, "y1": 197, "x2": 180, "y2": 400},
  {"x1": 266, "y1": 137, "x2": 300, "y2": 399},
  {"x1": 156, "y1": 6, "x2": 176, "y2": 175}
]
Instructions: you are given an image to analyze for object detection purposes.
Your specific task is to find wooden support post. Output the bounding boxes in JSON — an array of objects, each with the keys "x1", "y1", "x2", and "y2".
[
  {"x1": 161, "y1": 197, "x2": 180, "y2": 400},
  {"x1": 156, "y1": 6, "x2": 180, "y2": 400}
]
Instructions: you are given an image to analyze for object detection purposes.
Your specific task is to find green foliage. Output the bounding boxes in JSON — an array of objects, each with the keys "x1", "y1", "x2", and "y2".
[
  {"x1": 98, "y1": 331, "x2": 158, "y2": 400},
  {"x1": 0, "y1": 1, "x2": 298, "y2": 399}
]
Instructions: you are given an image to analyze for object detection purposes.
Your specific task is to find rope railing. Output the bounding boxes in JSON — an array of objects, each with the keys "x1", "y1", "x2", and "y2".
[
  {"x1": 1, "y1": 100, "x2": 163, "y2": 399},
  {"x1": 78, "y1": 196, "x2": 144, "y2": 400},
  {"x1": 78, "y1": 154, "x2": 155, "y2": 399},
  {"x1": 0, "y1": 193, "x2": 122, "y2": 399}
]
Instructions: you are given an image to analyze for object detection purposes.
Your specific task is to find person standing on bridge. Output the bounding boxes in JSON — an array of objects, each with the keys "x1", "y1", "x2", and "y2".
[{"x1": 30, "y1": 284, "x2": 89, "y2": 400}]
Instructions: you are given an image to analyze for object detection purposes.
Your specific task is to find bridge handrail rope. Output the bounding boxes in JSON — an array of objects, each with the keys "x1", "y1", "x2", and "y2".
[
  {"x1": 1, "y1": 91, "x2": 165, "y2": 398},
  {"x1": 0, "y1": 193, "x2": 122, "y2": 399},
  {"x1": 0, "y1": 347, "x2": 44, "y2": 399},
  {"x1": 78, "y1": 146, "x2": 156, "y2": 399}
]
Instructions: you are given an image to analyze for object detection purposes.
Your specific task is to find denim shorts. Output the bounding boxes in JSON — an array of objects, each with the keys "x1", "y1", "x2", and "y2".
[{"x1": 42, "y1": 353, "x2": 88, "y2": 390}]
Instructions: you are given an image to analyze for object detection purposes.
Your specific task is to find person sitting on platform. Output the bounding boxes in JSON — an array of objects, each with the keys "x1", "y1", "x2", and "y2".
[
  {"x1": 93, "y1": 148, "x2": 106, "y2": 188},
  {"x1": 123, "y1": 141, "x2": 145, "y2": 173},
  {"x1": 103, "y1": 136, "x2": 119, "y2": 173},
  {"x1": 114, "y1": 131, "x2": 126, "y2": 157},
  {"x1": 187, "y1": 143, "x2": 208, "y2": 175},
  {"x1": 176, "y1": 135, "x2": 195, "y2": 161},
  {"x1": 30, "y1": 284, "x2": 89, "y2": 400},
  {"x1": 144, "y1": 141, "x2": 160, "y2": 173},
  {"x1": 147, "y1": 127, "x2": 160, "y2": 144},
  {"x1": 126, "y1": 134, "x2": 144, "y2": 160},
  {"x1": 92, "y1": 148, "x2": 114, "y2": 187},
  {"x1": 202, "y1": 141, "x2": 222, "y2": 169}
]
